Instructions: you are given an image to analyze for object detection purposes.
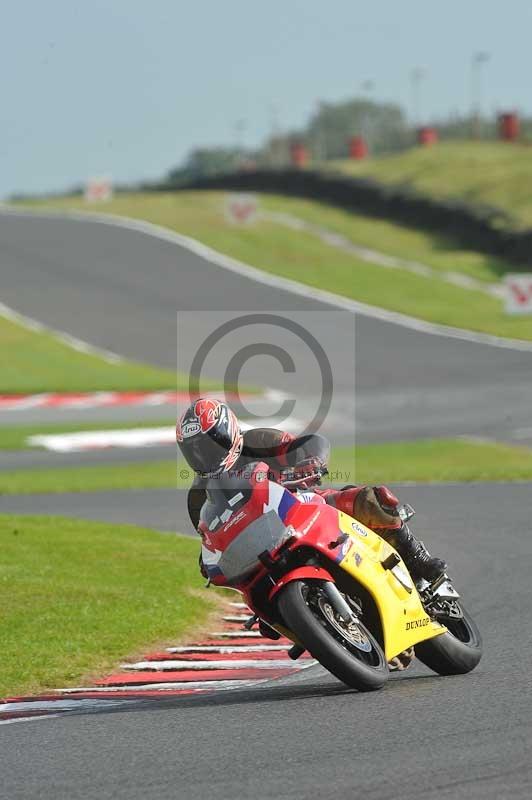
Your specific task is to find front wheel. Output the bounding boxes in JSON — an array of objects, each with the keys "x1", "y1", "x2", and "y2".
[
  {"x1": 277, "y1": 580, "x2": 388, "y2": 692},
  {"x1": 415, "y1": 603, "x2": 482, "y2": 675}
]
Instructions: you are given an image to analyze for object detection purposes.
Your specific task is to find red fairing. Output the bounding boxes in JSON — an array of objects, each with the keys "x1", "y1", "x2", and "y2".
[
  {"x1": 268, "y1": 565, "x2": 334, "y2": 601},
  {"x1": 200, "y1": 462, "x2": 270, "y2": 557},
  {"x1": 283, "y1": 500, "x2": 343, "y2": 550},
  {"x1": 203, "y1": 480, "x2": 353, "y2": 618},
  {"x1": 237, "y1": 499, "x2": 346, "y2": 615}
]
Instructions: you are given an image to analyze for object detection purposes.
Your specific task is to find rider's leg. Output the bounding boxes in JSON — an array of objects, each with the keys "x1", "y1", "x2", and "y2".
[{"x1": 326, "y1": 485, "x2": 446, "y2": 582}]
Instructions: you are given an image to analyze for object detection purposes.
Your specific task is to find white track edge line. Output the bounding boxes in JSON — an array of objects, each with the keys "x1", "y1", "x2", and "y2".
[
  {"x1": 166, "y1": 644, "x2": 288, "y2": 653},
  {"x1": 0, "y1": 714, "x2": 61, "y2": 726},
  {"x1": 0, "y1": 300, "x2": 125, "y2": 365},
  {"x1": 120, "y1": 659, "x2": 305, "y2": 670}
]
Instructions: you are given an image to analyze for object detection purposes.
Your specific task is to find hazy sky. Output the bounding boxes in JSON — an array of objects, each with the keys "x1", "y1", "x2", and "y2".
[{"x1": 2, "y1": 0, "x2": 531, "y2": 198}]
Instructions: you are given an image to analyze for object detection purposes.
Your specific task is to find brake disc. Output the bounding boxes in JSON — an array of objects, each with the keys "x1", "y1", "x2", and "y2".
[{"x1": 316, "y1": 596, "x2": 373, "y2": 653}]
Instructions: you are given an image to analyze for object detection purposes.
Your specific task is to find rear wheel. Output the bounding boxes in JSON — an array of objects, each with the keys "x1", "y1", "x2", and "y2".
[
  {"x1": 277, "y1": 579, "x2": 388, "y2": 692},
  {"x1": 415, "y1": 603, "x2": 482, "y2": 675}
]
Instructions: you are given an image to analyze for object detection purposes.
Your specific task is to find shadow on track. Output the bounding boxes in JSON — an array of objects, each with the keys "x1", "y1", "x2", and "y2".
[{"x1": 53, "y1": 666, "x2": 448, "y2": 723}]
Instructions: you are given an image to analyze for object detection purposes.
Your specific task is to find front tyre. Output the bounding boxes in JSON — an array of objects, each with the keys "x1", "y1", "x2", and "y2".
[
  {"x1": 277, "y1": 580, "x2": 388, "y2": 692},
  {"x1": 415, "y1": 604, "x2": 482, "y2": 675}
]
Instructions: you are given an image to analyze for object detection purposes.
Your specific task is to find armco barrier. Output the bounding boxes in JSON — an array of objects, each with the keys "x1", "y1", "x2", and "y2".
[{"x1": 172, "y1": 169, "x2": 532, "y2": 269}]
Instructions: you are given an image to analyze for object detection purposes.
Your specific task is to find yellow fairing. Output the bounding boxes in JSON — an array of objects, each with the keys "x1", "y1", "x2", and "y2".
[{"x1": 336, "y1": 512, "x2": 446, "y2": 660}]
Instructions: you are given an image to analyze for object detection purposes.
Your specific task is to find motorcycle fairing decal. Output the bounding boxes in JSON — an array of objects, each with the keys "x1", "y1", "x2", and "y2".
[
  {"x1": 264, "y1": 480, "x2": 298, "y2": 523},
  {"x1": 201, "y1": 543, "x2": 224, "y2": 579},
  {"x1": 350, "y1": 520, "x2": 368, "y2": 538},
  {"x1": 333, "y1": 512, "x2": 445, "y2": 658},
  {"x1": 202, "y1": 470, "x2": 298, "y2": 586},
  {"x1": 297, "y1": 491, "x2": 326, "y2": 505},
  {"x1": 333, "y1": 536, "x2": 354, "y2": 564},
  {"x1": 278, "y1": 490, "x2": 297, "y2": 522},
  {"x1": 300, "y1": 508, "x2": 321, "y2": 535},
  {"x1": 205, "y1": 564, "x2": 224, "y2": 579},
  {"x1": 201, "y1": 543, "x2": 222, "y2": 565}
]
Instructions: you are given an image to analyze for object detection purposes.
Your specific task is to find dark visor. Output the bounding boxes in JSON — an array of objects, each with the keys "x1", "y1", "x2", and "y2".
[{"x1": 180, "y1": 432, "x2": 231, "y2": 475}]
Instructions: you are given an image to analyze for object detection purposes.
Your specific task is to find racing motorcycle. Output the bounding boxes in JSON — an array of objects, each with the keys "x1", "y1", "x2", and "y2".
[{"x1": 200, "y1": 442, "x2": 482, "y2": 692}]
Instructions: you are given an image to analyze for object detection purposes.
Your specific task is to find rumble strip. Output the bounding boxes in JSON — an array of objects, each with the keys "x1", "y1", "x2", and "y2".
[{"x1": 0, "y1": 603, "x2": 315, "y2": 724}]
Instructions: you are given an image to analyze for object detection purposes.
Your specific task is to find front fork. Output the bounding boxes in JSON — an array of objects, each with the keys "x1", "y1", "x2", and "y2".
[{"x1": 322, "y1": 581, "x2": 359, "y2": 623}]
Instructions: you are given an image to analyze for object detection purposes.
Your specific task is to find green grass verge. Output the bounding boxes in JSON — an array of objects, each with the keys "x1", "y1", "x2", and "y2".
[
  {"x1": 0, "y1": 419, "x2": 176, "y2": 451},
  {"x1": 329, "y1": 140, "x2": 532, "y2": 231},
  {"x1": 25, "y1": 191, "x2": 532, "y2": 342},
  {"x1": 0, "y1": 515, "x2": 215, "y2": 698},
  {"x1": 0, "y1": 458, "x2": 185, "y2": 495},
  {"x1": 261, "y1": 195, "x2": 511, "y2": 283},
  {"x1": 350, "y1": 438, "x2": 532, "y2": 483},
  {"x1": 3, "y1": 439, "x2": 532, "y2": 496},
  {"x1": 0, "y1": 315, "x2": 179, "y2": 394}
]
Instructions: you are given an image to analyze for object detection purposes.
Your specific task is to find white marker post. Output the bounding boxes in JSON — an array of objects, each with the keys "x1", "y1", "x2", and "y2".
[
  {"x1": 84, "y1": 176, "x2": 113, "y2": 203},
  {"x1": 503, "y1": 274, "x2": 532, "y2": 315},
  {"x1": 225, "y1": 193, "x2": 259, "y2": 225}
]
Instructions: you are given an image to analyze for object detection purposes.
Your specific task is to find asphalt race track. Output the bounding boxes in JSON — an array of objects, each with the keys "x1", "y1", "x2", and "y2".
[
  {"x1": 2, "y1": 210, "x2": 532, "y2": 446},
  {"x1": 1, "y1": 488, "x2": 192, "y2": 531},
  {"x1": 1, "y1": 210, "x2": 532, "y2": 798},
  {"x1": 2, "y1": 483, "x2": 531, "y2": 799}
]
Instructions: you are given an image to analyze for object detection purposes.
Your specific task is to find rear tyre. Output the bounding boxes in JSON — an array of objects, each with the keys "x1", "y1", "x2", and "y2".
[
  {"x1": 415, "y1": 604, "x2": 482, "y2": 675},
  {"x1": 277, "y1": 579, "x2": 388, "y2": 692}
]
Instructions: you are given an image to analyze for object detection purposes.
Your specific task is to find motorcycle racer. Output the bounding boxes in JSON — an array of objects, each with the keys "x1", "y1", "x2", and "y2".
[{"x1": 176, "y1": 398, "x2": 447, "y2": 584}]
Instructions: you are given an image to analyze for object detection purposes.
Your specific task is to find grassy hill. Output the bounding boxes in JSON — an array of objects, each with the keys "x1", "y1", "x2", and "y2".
[{"x1": 329, "y1": 141, "x2": 532, "y2": 230}]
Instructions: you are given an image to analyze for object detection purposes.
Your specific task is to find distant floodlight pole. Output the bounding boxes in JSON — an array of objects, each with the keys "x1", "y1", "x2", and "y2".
[
  {"x1": 269, "y1": 104, "x2": 281, "y2": 166},
  {"x1": 234, "y1": 119, "x2": 247, "y2": 162},
  {"x1": 314, "y1": 99, "x2": 327, "y2": 163},
  {"x1": 471, "y1": 51, "x2": 491, "y2": 139},
  {"x1": 410, "y1": 67, "x2": 426, "y2": 128},
  {"x1": 359, "y1": 80, "x2": 375, "y2": 147}
]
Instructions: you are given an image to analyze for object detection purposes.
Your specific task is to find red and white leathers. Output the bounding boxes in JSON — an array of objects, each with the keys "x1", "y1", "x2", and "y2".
[
  {"x1": 187, "y1": 428, "x2": 402, "y2": 537},
  {"x1": 268, "y1": 430, "x2": 403, "y2": 533}
]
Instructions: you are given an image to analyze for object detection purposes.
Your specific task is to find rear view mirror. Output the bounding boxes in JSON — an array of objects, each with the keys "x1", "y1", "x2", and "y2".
[{"x1": 398, "y1": 503, "x2": 416, "y2": 523}]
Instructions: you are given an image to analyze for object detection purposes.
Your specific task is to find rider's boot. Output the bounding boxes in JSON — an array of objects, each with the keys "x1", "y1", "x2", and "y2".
[{"x1": 383, "y1": 523, "x2": 447, "y2": 583}]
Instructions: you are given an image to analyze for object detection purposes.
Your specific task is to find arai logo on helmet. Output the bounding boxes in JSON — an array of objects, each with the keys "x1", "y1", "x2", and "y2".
[{"x1": 182, "y1": 421, "x2": 201, "y2": 438}]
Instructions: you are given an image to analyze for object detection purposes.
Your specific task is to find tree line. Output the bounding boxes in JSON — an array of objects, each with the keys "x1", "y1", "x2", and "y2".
[{"x1": 164, "y1": 97, "x2": 532, "y2": 186}]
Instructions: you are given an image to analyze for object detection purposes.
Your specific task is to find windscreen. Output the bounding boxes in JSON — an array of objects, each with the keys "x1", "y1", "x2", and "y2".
[
  {"x1": 284, "y1": 433, "x2": 330, "y2": 468},
  {"x1": 217, "y1": 509, "x2": 289, "y2": 582}
]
